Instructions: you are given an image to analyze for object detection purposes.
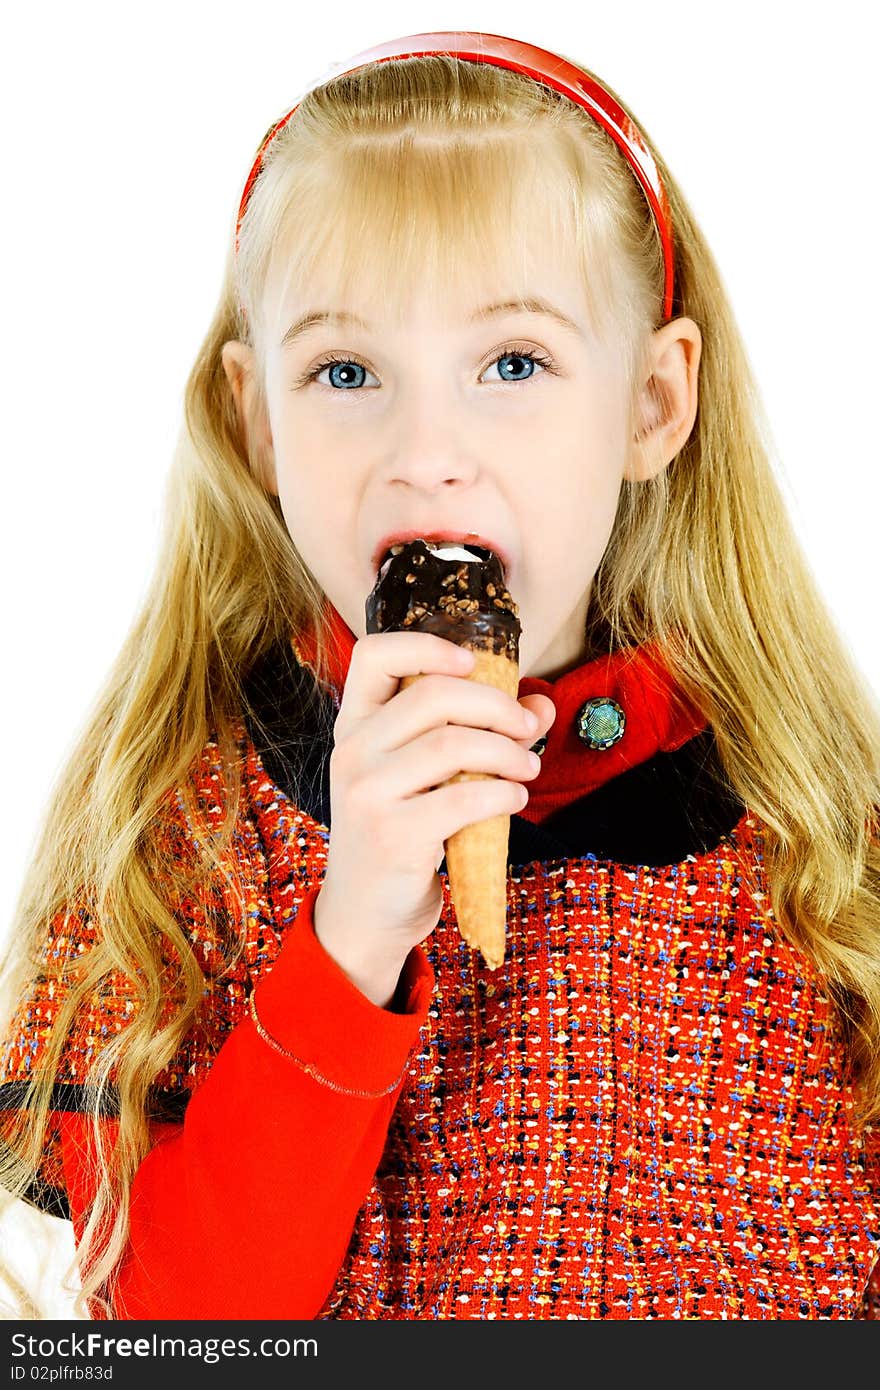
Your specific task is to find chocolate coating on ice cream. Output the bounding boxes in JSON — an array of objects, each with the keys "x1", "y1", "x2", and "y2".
[{"x1": 365, "y1": 539, "x2": 521, "y2": 662}]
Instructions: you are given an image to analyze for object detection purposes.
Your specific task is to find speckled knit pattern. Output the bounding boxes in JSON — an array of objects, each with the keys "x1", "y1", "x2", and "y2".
[
  {"x1": 3, "y1": 722, "x2": 879, "y2": 1318},
  {"x1": 313, "y1": 818, "x2": 880, "y2": 1320}
]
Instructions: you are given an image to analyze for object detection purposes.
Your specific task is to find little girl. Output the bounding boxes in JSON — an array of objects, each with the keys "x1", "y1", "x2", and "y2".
[{"x1": 2, "y1": 31, "x2": 879, "y2": 1322}]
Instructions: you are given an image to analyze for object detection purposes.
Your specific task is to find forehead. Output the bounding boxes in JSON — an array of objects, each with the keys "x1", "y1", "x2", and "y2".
[
  {"x1": 260, "y1": 137, "x2": 608, "y2": 340},
  {"x1": 266, "y1": 224, "x2": 593, "y2": 339},
  {"x1": 275, "y1": 279, "x2": 594, "y2": 344}
]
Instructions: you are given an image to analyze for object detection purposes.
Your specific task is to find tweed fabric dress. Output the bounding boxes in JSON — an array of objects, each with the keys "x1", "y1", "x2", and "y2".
[
  {"x1": 1, "y1": 632, "x2": 878, "y2": 1319},
  {"x1": 313, "y1": 807, "x2": 880, "y2": 1319}
]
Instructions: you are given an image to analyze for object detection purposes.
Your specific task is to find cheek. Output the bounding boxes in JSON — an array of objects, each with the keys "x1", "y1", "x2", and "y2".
[
  {"x1": 277, "y1": 479, "x2": 334, "y2": 564},
  {"x1": 273, "y1": 458, "x2": 362, "y2": 602},
  {"x1": 270, "y1": 423, "x2": 330, "y2": 524},
  {"x1": 571, "y1": 404, "x2": 628, "y2": 519},
  {"x1": 520, "y1": 429, "x2": 623, "y2": 542}
]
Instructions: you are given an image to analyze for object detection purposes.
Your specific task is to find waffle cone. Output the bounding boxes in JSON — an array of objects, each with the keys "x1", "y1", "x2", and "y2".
[{"x1": 401, "y1": 644, "x2": 520, "y2": 970}]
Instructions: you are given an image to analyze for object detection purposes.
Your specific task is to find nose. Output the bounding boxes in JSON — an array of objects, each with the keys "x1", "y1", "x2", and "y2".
[{"x1": 384, "y1": 391, "x2": 480, "y2": 490}]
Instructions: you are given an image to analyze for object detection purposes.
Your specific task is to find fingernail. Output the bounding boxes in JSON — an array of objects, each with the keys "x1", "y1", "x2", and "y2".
[{"x1": 524, "y1": 710, "x2": 539, "y2": 731}]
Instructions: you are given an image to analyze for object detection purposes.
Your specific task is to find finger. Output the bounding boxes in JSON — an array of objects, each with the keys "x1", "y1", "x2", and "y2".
[
  {"x1": 336, "y1": 631, "x2": 475, "y2": 733},
  {"x1": 516, "y1": 694, "x2": 557, "y2": 747},
  {"x1": 420, "y1": 775, "x2": 530, "y2": 847},
  {"x1": 370, "y1": 671, "x2": 537, "y2": 755},
  {"x1": 378, "y1": 724, "x2": 541, "y2": 804}
]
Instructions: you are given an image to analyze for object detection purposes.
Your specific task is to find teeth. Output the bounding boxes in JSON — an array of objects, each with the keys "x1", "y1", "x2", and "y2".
[
  {"x1": 426, "y1": 543, "x2": 482, "y2": 562},
  {"x1": 377, "y1": 542, "x2": 403, "y2": 579},
  {"x1": 378, "y1": 538, "x2": 492, "y2": 577}
]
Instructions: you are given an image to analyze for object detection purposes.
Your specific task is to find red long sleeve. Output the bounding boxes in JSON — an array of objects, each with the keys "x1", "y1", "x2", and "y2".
[{"x1": 56, "y1": 886, "x2": 434, "y2": 1319}]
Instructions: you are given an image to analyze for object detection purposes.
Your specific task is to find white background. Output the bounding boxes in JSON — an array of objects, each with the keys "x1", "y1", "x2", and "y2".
[{"x1": 1, "y1": 0, "x2": 878, "y2": 1318}]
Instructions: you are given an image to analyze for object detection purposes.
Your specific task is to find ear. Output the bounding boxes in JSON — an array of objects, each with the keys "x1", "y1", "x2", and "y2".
[
  {"x1": 220, "y1": 340, "x2": 279, "y2": 496},
  {"x1": 624, "y1": 317, "x2": 702, "y2": 482}
]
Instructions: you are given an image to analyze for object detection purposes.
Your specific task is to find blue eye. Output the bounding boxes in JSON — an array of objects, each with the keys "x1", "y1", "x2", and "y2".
[
  {"x1": 318, "y1": 360, "x2": 377, "y2": 390},
  {"x1": 299, "y1": 343, "x2": 557, "y2": 391},
  {"x1": 484, "y1": 351, "x2": 548, "y2": 384}
]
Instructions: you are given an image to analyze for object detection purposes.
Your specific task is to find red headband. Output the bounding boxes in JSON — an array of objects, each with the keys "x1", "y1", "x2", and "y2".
[{"x1": 235, "y1": 30, "x2": 676, "y2": 322}]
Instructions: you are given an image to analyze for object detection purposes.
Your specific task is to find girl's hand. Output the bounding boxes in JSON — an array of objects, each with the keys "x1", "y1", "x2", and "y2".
[{"x1": 313, "y1": 631, "x2": 556, "y2": 1007}]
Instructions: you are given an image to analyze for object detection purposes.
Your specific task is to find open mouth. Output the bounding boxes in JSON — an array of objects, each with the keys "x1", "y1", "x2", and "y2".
[{"x1": 379, "y1": 540, "x2": 497, "y2": 569}]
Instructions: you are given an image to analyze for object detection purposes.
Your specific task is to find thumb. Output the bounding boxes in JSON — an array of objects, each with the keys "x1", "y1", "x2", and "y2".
[{"x1": 519, "y1": 695, "x2": 557, "y2": 741}]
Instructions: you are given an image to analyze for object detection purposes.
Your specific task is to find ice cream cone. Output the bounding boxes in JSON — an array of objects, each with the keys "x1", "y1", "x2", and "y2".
[
  {"x1": 366, "y1": 537, "x2": 522, "y2": 970},
  {"x1": 401, "y1": 645, "x2": 519, "y2": 969}
]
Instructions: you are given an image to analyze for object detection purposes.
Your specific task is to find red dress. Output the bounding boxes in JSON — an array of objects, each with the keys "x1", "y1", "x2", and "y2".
[{"x1": 2, "y1": 605, "x2": 878, "y2": 1318}]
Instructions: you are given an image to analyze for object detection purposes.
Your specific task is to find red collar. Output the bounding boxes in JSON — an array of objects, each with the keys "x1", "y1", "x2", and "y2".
[{"x1": 290, "y1": 602, "x2": 708, "y2": 824}]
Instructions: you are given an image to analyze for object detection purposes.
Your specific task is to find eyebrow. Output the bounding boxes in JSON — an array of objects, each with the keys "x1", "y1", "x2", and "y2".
[{"x1": 279, "y1": 297, "x2": 584, "y2": 348}]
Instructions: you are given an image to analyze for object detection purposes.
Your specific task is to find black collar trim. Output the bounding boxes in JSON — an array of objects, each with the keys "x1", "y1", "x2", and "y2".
[{"x1": 241, "y1": 641, "x2": 746, "y2": 868}]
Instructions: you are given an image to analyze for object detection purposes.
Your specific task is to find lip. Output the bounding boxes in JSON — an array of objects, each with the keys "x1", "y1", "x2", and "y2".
[{"x1": 371, "y1": 530, "x2": 513, "y2": 582}]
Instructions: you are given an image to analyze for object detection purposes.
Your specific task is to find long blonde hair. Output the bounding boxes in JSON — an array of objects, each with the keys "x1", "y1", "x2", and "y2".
[{"x1": 2, "y1": 51, "x2": 878, "y2": 1320}]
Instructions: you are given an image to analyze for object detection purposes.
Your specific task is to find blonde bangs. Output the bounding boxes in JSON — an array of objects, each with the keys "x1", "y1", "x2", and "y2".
[
  {"x1": 236, "y1": 60, "x2": 639, "y2": 372},
  {"x1": 262, "y1": 139, "x2": 614, "y2": 346}
]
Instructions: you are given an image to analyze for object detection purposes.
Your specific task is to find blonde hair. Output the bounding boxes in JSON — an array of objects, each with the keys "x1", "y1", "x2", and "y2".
[{"x1": 2, "y1": 51, "x2": 878, "y2": 1320}]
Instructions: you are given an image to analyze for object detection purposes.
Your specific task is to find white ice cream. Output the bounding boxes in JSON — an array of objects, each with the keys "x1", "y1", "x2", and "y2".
[
  {"x1": 426, "y1": 544, "x2": 483, "y2": 561},
  {"x1": 378, "y1": 541, "x2": 483, "y2": 580}
]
